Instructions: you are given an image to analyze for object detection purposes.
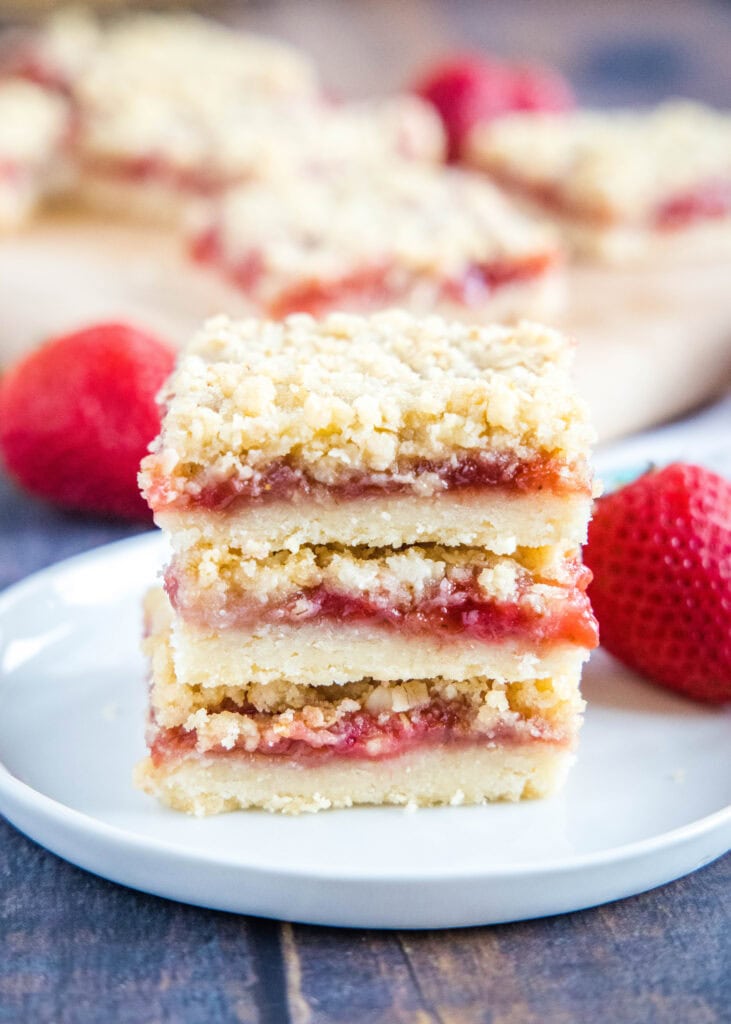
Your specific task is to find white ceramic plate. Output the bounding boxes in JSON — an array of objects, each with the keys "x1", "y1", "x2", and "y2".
[{"x1": 0, "y1": 532, "x2": 728, "y2": 929}]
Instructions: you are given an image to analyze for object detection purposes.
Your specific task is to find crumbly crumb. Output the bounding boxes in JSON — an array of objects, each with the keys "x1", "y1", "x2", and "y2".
[
  {"x1": 172, "y1": 541, "x2": 582, "y2": 609},
  {"x1": 140, "y1": 311, "x2": 593, "y2": 501},
  {"x1": 467, "y1": 101, "x2": 731, "y2": 224}
]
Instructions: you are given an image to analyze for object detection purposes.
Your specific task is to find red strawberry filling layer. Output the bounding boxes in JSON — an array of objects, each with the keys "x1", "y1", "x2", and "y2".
[
  {"x1": 150, "y1": 697, "x2": 567, "y2": 766},
  {"x1": 190, "y1": 227, "x2": 557, "y2": 318},
  {"x1": 146, "y1": 451, "x2": 589, "y2": 512},
  {"x1": 166, "y1": 563, "x2": 599, "y2": 649}
]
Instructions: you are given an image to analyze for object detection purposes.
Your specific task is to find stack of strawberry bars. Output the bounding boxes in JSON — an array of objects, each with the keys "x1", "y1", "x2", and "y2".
[{"x1": 138, "y1": 311, "x2": 598, "y2": 814}]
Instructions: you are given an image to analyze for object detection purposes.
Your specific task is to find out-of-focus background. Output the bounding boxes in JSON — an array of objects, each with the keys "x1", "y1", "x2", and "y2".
[{"x1": 1, "y1": 0, "x2": 730, "y2": 103}]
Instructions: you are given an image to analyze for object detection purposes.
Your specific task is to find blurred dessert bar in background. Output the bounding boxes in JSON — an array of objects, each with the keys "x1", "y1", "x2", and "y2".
[
  {"x1": 189, "y1": 163, "x2": 563, "y2": 321},
  {"x1": 137, "y1": 311, "x2": 597, "y2": 814},
  {"x1": 2, "y1": 10, "x2": 443, "y2": 222},
  {"x1": 466, "y1": 101, "x2": 731, "y2": 263}
]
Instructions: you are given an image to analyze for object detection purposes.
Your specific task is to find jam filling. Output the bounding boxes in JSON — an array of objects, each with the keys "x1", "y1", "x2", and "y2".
[
  {"x1": 147, "y1": 451, "x2": 588, "y2": 512},
  {"x1": 166, "y1": 563, "x2": 599, "y2": 649},
  {"x1": 190, "y1": 227, "x2": 556, "y2": 318},
  {"x1": 150, "y1": 696, "x2": 565, "y2": 766}
]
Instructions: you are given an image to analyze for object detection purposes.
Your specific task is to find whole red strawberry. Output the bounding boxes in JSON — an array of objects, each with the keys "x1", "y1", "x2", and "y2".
[
  {"x1": 0, "y1": 322, "x2": 175, "y2": 520},
  {"x1": 585, "y1": 463, "x2": 731, "y2": 703},
  {"x1": 412, "y1": 53, "x2": 574, "y2": 161}
]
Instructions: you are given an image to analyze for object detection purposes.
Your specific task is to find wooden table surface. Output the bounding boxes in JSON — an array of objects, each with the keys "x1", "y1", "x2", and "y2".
[{"x1": 1, "y1": 2, "x2": 730, "y2": 1021}]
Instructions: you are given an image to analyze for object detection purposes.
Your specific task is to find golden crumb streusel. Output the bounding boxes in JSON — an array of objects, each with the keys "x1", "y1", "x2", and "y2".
[
  {"x1": 172, "y1": 541, "x2": 578, "y2": 609},
  {"x1": 140, "y1": 312, "x2": 593, "y2": 502}
]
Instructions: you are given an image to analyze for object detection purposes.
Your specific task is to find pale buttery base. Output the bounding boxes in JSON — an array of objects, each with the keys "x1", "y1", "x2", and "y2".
[
  {"x1": 160, "y1": 489, "x2": 593, "y2": 559},
  {"x1": 170, "y1": 615, "x2": 589, "y2": 688},
  {"x1": 135, "y1": 743, "x2": 573, "y2": 815}
]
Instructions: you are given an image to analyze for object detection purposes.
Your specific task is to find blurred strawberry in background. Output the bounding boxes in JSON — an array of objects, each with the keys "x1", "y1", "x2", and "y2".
[
  {"x1": 585, "y1": 463, "x2": 731, "y2": 704},
  {"x1": 413, "y1": 53, "x2": 575, "y2": 160},
  {"x1": 0, "y1": 323, "x2": 175, "y2": 520}
]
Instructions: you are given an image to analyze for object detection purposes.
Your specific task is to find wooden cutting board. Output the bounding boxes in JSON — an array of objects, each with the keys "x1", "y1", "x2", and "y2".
[{"x1": 1, "y1": 209, "x2": 730, "y2": 442}]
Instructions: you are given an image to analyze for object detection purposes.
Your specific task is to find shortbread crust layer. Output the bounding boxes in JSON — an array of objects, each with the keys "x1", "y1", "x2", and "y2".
[
  {"x1": 135, "y1": 744, "x2": 574, "y2": 815},
  {"x1": 170, "y1": 620, "x2": 591, "y2": 688},
  {"x1": 157, "y1": 489, "x2": 594, "y2": 558}
]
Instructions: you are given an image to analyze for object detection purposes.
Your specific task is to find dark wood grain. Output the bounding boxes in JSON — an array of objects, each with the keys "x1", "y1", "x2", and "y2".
[{"x1": 2, "y1": 815, "x2": 728, "y2": 1024}]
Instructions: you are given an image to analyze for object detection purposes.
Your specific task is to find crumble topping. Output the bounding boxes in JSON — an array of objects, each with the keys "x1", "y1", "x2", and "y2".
[
  {"x1": 171, "y1": 542, "x2": 579, "y2": 607},
  {"x1": 140, "y1": 312, "x2": 594, "y2": 501},
  {"x1": 193, "y1": 162, "x2": 556, "y2": 292},
  {"x1": 467, "y1": 101, "x2": 731, "y2": 224}
]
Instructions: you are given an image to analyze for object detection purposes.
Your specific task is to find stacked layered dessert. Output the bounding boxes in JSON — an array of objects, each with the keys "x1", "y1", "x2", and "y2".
[{"x1": 138, "y1": 311, "x2": 597, "y2": 814}]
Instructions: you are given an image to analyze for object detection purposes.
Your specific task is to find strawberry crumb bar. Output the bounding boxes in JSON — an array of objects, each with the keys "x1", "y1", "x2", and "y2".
[
  {"x1": 141, "y1": 312, "x2": 593, "y2": 557},
  {"x1": 0, "y1": 79, "x2": 70, "y2": 229},
  {"x1": 466, "y1": 101, "x2": 731, "y2": 263},
  {"x1": 61, "y1": 13, "x2": 442, "y2": 221},
  {"x1": 64, "y1": 13, "x2": 320, "y2": 219},
  {"x1": 190, "y1": 163, "x2": 561, "y2": 321},
  {"x1": 137, "y1": 312, "x2": 597, "y2": 814}
]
